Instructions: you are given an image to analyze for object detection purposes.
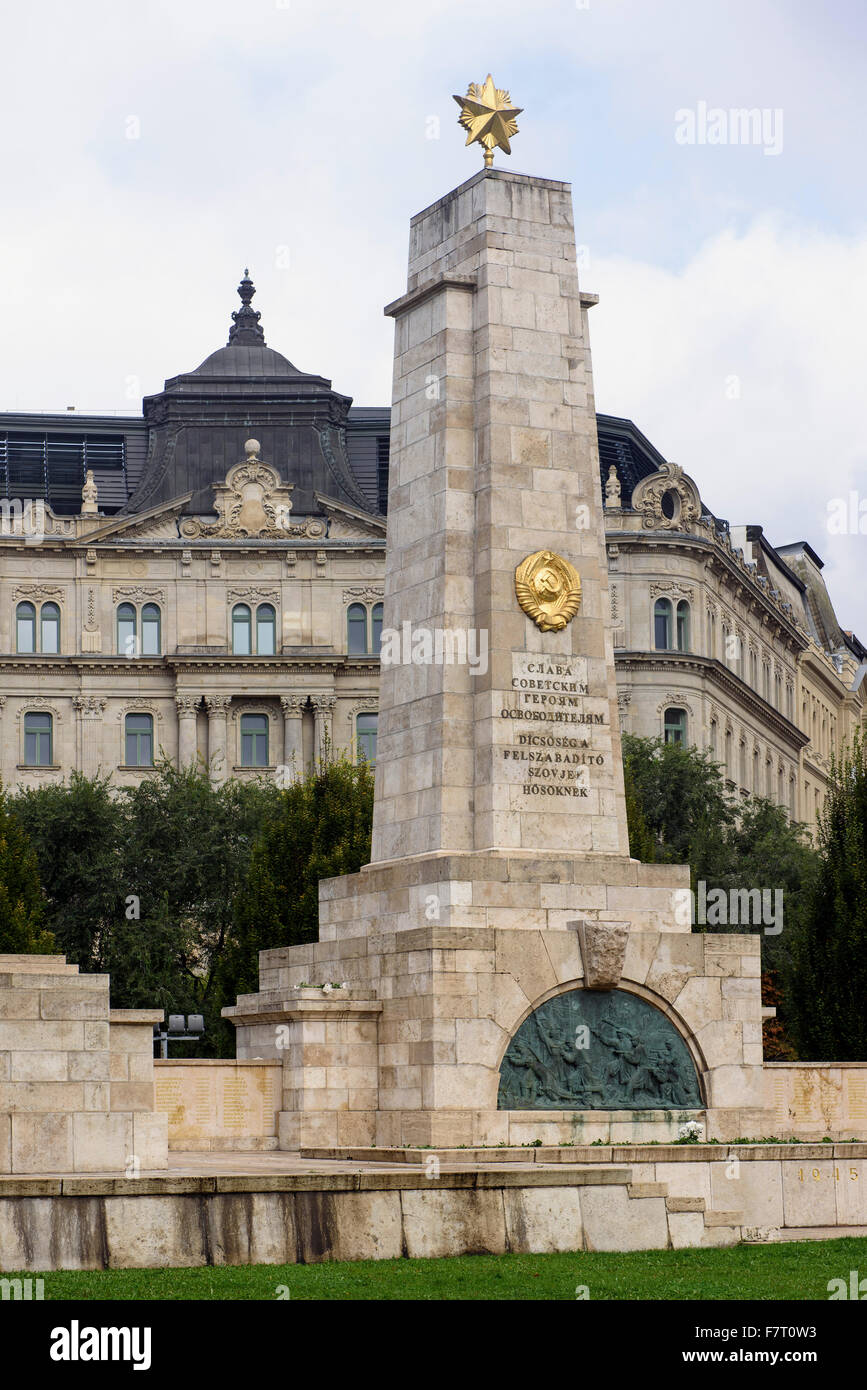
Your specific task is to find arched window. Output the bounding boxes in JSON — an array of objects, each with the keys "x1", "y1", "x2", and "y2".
[
  {"x1": 117, "y1": 603, "x2": 137, "y2": 657},
  {"x1": 141, "y1": 604, "x2": 161, "y2": 656},
  {"x1": 753, "y1": 747, "x2": 759, "y2": 792},
  {"x1": 663, "y1": 707, "x2": 687, "y2": 746},
  {"x1": 739, "y1": 739, "x2": 747, "y2": 787},
  {"x1": 371, "y1": 602, "x2": 383, "y2": 656},
  {"x1": 750, "y1": 650, "x2": 758, "y2": 687},
  {"x1": 709, "y1": 719, "x2": 718, "y2": 757},
  {"x1": 16, "y1": 601, "x2": 36, "y2": 653},
  {"x1": 40, "y1": 602, "x2": 60, "y2": 654},
  {"x1": 125, "y1": 713, "x2": 154, "y2": 768},
  {"x1": 347, "y1": 603, "x2": 368, "y2": 655},
  {"x1": 676, "y1": 600, "x2": 690, "y2": 652},
  {"x1": 256, "y1": 604, "x2": 276, "y2": 656},
  {"x1": 654, "y1": 598, "x2": 673, "y2": 650},
  {"x1": 232, "y1": 604, "x2": 252, "y2": 656},
  {"x1": 24, "y1": 711, "x2": 52, "y2": 766},
  {"x1": 240, "y1": 713, "x2": 268, "y2": 767},
  {"x1": 356, "y1": 712, "x2": 378, "y2": 765}
]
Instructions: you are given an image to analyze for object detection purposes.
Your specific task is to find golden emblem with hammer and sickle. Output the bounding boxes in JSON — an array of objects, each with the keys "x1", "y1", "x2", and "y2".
[{"x1": 514, "y1": 550, "x2": 582, "y2": 632}]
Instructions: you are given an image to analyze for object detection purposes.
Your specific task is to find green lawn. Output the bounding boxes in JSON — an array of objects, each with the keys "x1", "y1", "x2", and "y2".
[{"x1": 8, "y1": 1237, "x2": 867, "y2": 1300}]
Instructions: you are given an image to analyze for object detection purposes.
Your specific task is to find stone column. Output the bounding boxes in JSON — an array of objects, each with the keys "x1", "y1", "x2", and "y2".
[
  {"x1": 73, "y1": 696, "x2": 107, "y2": 775},
  {"x1": 204, "y1": 695, "x2": 232, "y2": 785},
  {"x1": 175, "y1": 695, "x2": 199, "y2": 768},
  {"x1": 311, "y1": 694, "x2": 335, "y2": 766},
  {"x1": 279, "y1": 694, "x2": 306, "y2": 779}
]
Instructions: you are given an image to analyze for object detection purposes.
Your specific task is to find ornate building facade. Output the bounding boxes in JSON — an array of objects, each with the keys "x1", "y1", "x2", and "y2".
[
  {"x1": 1, "y1": 277, "x2": 863, "y2": 827},
  {"x1": 601, "y1": 421, "x2": 866, "y2": 829},
  {"x1": 0, "y1": 273, "x2": 388, "y2": 788}
]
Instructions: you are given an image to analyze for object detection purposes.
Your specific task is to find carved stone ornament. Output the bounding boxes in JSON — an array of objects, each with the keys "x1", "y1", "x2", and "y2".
[
  {"x1": 179, "y1": 441, "x2": 296, "y2": 540},
  {"x1": 497, "y1": 987, "x2": 702, "y2": 1111},
  {"x1": 514, "y1": 549, "x2": 582, "y2": 632},
  {"x1": 631, "y1": 462, "x2": 702, "y2": 533},
  {"x1": 572, "y1": 918, "x2": 629, "y2": 990}
]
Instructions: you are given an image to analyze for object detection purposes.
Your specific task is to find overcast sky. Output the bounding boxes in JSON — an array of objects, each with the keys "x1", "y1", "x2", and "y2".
[{"x1": 1, "y1": 0, "x2": 865, "y2": 635}]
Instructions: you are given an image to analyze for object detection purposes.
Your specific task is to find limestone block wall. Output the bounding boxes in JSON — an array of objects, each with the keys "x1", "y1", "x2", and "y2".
[
  {"x1": 0, "y1": 955, "x2": 167, "y2": 1173},
  {"x1": 224, "y1": 989, "x2": 383, "y2": 1149}
]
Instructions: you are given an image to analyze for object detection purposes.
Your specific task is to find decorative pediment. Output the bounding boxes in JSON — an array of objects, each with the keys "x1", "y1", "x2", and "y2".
[
  {"x1": 316, "y1": 493, "x2": 387, "y2": 540},
  {"x1": 77, "y1": 495, "x2": 194, "y2": 544},
  {"x1": 631, "y1": 462, "x2": 703, "y2": 533},
  {"x1": 180, "y1": 441, "x2": 295, "y2": 541}
]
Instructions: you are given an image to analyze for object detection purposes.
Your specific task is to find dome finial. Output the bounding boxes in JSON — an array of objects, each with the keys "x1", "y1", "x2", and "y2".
[{"x1": 228, "y1": 268, "x2": 266, "y2": 347}]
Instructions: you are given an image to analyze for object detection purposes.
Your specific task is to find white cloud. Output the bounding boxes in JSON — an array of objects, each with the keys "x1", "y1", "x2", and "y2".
[{"x1": 588, "y1": 218, "x2": 867, "y2": 637}]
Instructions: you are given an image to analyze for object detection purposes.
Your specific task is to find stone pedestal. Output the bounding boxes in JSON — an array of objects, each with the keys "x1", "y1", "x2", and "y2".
[{"x1": 224, "y1": 987, "x2": 382, "y2": 1148}]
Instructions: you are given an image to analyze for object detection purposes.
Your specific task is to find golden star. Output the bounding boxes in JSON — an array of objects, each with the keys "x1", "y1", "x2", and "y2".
[{"x1": 453, "y1": 74, "x2": 522, "y2": 168}]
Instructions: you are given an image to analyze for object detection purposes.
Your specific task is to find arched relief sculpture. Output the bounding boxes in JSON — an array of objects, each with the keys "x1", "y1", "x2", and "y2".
[{"x1": 497, "y1": 987, "x2": 703, "y2": 1111}]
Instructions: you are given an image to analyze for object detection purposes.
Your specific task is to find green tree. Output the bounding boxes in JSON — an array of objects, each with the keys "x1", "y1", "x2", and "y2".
[
  {"x1": 787, "y1": 734, "x2": 867, "y2": 1059},
  {"x1": 222, "y1": 756, "x2": 375, "y2": 1007},
  {"x1": 12, "y1": 771, "x2": 124, "y2": 970},
  {"x1": 621, "y1": 734, "x2": 734, "y2": 878},
  {"x1": 0, "y1": 784, "x2": 56, "y2": 955}
]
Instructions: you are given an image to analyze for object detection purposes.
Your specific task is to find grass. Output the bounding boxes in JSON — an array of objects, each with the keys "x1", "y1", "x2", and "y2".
[{"x1": 9, "y1": 1237, "x2": 867, "y2": 1300}]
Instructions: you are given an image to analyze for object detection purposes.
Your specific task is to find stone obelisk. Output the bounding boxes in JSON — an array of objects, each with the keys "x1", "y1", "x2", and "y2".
[{"x1": 374, "y1": 168, "x2": 629, "y2": 865}]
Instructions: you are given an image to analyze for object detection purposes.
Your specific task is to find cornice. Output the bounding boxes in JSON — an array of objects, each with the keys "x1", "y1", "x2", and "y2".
[
  {"x1": 614, "y1": 650, "x2": 809, "y2": 751},
  {"x1": 606, "y1": 528, "x2": 807, "y2": 648}
]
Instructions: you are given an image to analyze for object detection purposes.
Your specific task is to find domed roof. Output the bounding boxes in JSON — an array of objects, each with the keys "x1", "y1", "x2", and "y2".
[{"x1": 190, "y1": 343, "x2": 302, "y2": 378}]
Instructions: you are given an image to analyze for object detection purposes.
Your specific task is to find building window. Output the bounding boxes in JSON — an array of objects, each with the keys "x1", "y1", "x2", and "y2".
[
  {"x1": 654, "y1": 598, "x2": 673, "y2": 650},
  {"x1": 739, "y1": 739, "x2": 747, "y2": 787},
  {"x1": 372, "y1": 602, "x2": 383, "y2": 655},
  {"x1": 753, "y1": 748, "x2": 760, "y2": 792},
  {"x1": 725, "y1": 728, "x2": 733, "y2": 780},
  {"x1": 356, "y1": 712, "x2": 378, "y2": 765},
  {"x1": 141, "y1": 604, "x2": 161, "y2": 656},
  {"x1": 117, "y1": 603, "x2": 137, "y2": 657},
  {"x1": 125, "y1": 713, "x2": 154, "y2": 768},
  {"x1": 256, "y1": 604, "x2": 276, "y2": 656},
  {"x1": 347, "y1": 603, "x2": 368, "y2": 655},
  {"x1": 676, "y1": 600, "x2": 690, "y2": 652},
  {"x1": 663, "y1": 707, "x2": 687, "y2": 746},
  {"x1": 709, "y1": 719, "x2": 718, "y2": 757},
  {"x1": 16, "y1": 601, "x2": 36, "y2": 653},
  {"x1": 232, "y1": 604, "x2": 252, "y2": 655},
  {"x1": 240, "y1": 713, "x2": 269, "y2": 767},
  {"x1": 24, "y1": 711, "x2": 52, "y2": 766},
  {"x1": 750, "y1": 650, "x2": 758, "y2": 687},
  {"x1": 40, "y1": 602, "x2": 60, "y2": 654}
]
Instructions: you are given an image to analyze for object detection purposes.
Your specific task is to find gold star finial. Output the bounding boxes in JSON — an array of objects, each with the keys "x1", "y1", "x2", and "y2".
[{"x1": 453, "y1": 74, "x2": 522, "y2": 169}]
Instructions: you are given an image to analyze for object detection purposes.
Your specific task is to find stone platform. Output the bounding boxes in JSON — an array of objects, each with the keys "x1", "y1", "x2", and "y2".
[{"x1": 2, "y1": 1143, "x2": 866, "y2": 1269}]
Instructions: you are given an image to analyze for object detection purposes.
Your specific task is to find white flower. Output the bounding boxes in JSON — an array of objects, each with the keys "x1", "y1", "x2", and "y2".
[
  {"x1": 322, "y1": 982, "x2": 333, "y2": 993},
  {"x1": 340, "y1": 982, "x2": 349, "y2": 990},
  {"x1": 678, "y1": 1120, "x2": 704, "y2": 1141}
]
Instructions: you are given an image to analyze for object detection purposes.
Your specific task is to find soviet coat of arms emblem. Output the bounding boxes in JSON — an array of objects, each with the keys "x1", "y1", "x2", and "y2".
[{"x1": 514, "y1": 549, "x2": 582, "y2": 632}]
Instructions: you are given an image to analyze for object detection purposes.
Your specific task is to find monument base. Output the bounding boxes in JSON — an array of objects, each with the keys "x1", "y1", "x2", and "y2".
[{"x1": 223, "y1": 853, "x2": 773, "y2": 1149}]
